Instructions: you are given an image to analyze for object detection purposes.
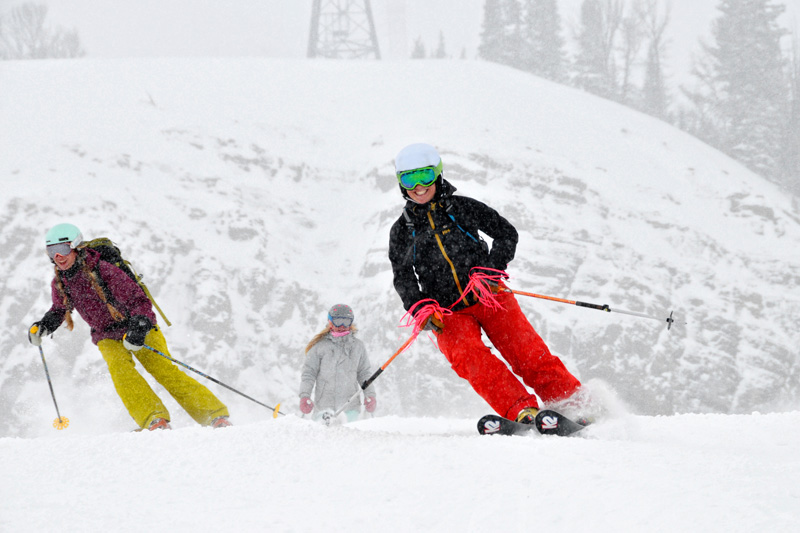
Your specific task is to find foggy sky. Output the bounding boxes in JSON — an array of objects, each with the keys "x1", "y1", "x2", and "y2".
[
  {"x1": 34, "y1": 0, "x2": 483, "y2": 60},
  {"x1": 5, "y1": 1, "x2": 798, "y2": 87}
]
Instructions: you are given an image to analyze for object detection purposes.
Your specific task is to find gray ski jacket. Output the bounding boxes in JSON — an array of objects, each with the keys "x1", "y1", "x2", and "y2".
[{"x1": 299, "y1": 333, "x2": 375, "y2": 413}]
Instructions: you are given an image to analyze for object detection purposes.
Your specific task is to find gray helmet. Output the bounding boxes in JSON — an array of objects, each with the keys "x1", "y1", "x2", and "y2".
[{"x1": 328, "y1": 304, "x2": 354, "y2": 326}]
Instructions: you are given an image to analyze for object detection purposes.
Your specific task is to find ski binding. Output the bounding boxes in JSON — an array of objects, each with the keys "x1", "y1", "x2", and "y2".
[{"x1": 478, "y1": 409, "x2": 589, "y2": 437}]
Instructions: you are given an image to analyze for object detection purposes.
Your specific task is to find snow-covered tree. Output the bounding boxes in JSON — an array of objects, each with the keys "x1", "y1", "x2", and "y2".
[
  {"x1": 683, "y1": 0, "x2": 789, "y2": 181},
  {"x1": 0, "y1": 3, "x2": 84, "y2": 59},
  {"x1": 641, "y1": 0, "x2": 671, "y2": 120},
  {"x1": 617, "y1": 2, "x2": 647, "y2": 104},
  {"x1": 434, "y1": 30, "x2": 447, "y2": 59},
  {"x1": 411, "y1": 36, "x2": 426, "y2": 59},
  {"x1": 783, "y1": 32, "x2": 800, "y2": 194},
  {"x1": 478, "y1": 0, "x2": 524, "y2": 69},
  {"x1": 520, "y1": 0, "x2": 566, "y2": 82},
  {"x1": 479, "y1": 0, "x2": 505, "y2": 64},
  {"x1": 573, "y1": 0, "x2": 623, "y2": 100}
]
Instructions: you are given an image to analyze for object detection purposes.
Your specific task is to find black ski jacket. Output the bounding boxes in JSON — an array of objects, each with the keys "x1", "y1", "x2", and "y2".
[{"x1": 388, "y1": 178, "x2": 518, "y2": 312}]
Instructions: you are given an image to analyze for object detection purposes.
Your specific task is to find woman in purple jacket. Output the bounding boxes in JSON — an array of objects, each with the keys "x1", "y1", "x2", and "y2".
[{"x1": 28, "y1": 223, "x2": 230, "y2": 431}]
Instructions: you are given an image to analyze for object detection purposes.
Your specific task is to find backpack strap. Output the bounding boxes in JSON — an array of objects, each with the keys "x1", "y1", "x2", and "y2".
[
  {"x1": 440, "y1": 198, "x2": 489, "y2": 253},
  {"x1": 402, "y1": 207, "x2": 417, "y2": 265},
  {"x1": 91, "y1": 261, "x2": 125, "y2": 317},
  {"x1": 83, "y1": 239, "x2": 172, "y2": 327},
  {"x1": 137, "y1": 278, "x2": 172, "y2": 327}
]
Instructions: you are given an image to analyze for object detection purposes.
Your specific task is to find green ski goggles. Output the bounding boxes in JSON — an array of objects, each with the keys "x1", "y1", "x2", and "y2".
[{"x1": 397, "y1": 162, "x2": 443, "y2": 190}]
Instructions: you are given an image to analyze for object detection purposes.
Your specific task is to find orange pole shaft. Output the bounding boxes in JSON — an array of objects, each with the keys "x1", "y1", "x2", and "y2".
[
  {"x1": 380, "y1": 332, "x2": 417, "y2": 371},
  {"x1": 511, "y1": 289, "x2": 576, "y2": 306}
]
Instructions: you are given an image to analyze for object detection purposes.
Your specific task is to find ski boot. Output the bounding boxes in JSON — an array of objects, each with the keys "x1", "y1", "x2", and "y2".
[{"x1": 515, "y1": 407, "x2": 539, "y2": 424}]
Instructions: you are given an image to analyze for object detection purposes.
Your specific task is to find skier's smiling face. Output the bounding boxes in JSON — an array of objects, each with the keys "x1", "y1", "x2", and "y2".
[
  {"x1": 53, "y1": 250, "x2": 77, "y2": 271},
  {"x1": 408, "y1": 182, "x2": 436, "y2": 205}
]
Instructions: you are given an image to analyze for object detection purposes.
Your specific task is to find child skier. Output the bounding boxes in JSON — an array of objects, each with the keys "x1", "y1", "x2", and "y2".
[
  {"x1": 28, "y1": 223, "x2": 231, "y2": 430},
  {"x1": 299, "y1": 304, "x2": 376, "y2": 422},
  {"x1": 388, "y1": 143, "x2": 585, "y2": 424}
]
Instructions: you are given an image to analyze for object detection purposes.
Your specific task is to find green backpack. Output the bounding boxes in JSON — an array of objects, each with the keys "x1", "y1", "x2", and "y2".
[{"x1": 82, "y1": 238, "x2": 171, "y2": 327}]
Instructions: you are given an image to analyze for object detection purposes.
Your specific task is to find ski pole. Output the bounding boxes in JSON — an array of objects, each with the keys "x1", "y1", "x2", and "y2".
[
  {"x1": 510, "y1": 289, "x2": 676, "y2": 330},
  {"x1": 141, "y1": 343, "x2": 284, "y2": 417},
  {"x1": 332, "y1": 331, "x2": 418, "y2": 418},
  {"x1": 37, "y1": 345, "x2": 69, "y2": 430}
]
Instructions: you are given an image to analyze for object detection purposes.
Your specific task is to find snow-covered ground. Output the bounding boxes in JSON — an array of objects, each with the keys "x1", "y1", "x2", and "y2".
[
  {"x1": 2, "y1": 52, "x2": 799, "y2": 531},
  {"x1": 3, "y1": 411, "x2": 799, "y2": 532}
]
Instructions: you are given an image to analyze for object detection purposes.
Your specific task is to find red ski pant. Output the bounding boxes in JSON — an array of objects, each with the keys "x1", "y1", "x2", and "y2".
[{"x1": 436, "y1": 291, "x2": 581, "y2": 420}]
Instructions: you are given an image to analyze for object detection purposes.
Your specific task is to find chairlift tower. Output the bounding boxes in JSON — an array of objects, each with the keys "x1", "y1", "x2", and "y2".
[{"x1": 308, "y1": 0, "x2": 381, "y2": 59}]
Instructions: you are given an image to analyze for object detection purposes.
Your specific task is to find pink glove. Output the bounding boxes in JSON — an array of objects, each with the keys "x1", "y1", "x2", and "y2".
[
  {"x1": 364, "y1": 396, "x2": 376, "y2": 413},
  {"x1": 300, "y1": 397, "x2": 314, "y2": 414}
]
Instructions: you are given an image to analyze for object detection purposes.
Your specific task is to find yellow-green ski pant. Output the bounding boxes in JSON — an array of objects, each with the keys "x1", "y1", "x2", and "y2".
[{"x1": 98, "y1": 328, "x2": 229, "y2": 429}]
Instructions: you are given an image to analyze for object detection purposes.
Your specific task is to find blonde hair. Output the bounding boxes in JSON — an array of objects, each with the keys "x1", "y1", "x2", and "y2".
[
  {"x1": 304, "y1": 323, "x2": 358, "y2": 354},
  {"x1": 53, "y1": 266, "x2": 75, "y2": 331},
  {"x1": 52, "y1": 250, "x2": 126, "y2": 331}
]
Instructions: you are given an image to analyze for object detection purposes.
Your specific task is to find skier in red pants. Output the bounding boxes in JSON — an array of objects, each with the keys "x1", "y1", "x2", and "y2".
[{"x1": 388, "y1": 143, "x2": 582, "y2": 424}]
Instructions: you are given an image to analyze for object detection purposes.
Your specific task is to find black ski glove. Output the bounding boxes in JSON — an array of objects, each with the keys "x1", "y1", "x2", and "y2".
[{"x1": 123, "y1": 315, "x2": 152, "y2": 352}]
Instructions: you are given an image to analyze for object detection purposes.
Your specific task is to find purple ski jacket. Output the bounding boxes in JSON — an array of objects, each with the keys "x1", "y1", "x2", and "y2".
[{"x1": 45, "y1": 248, "x2": 157, "y2": 344}]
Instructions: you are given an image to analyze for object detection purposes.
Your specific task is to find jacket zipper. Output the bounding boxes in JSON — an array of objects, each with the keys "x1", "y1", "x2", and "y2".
[{"x1": 426, "y1": 206, "x2": 466, "y2": 298}]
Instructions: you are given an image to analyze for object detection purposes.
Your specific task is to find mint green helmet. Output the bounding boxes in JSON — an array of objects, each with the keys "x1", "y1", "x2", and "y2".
[{"x1": 45, "y1": 223, "x2": 83, "y2": 249}]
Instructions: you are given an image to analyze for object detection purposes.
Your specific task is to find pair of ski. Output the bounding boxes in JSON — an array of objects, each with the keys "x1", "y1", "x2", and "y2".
[{"x1": 478, "y1": 409, "x2": 589, "y2": 437}]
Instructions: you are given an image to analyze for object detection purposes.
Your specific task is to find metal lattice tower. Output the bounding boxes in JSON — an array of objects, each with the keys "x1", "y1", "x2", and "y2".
[{"x1": 308, "y1": 0, "x2": 381, "y2": 59}]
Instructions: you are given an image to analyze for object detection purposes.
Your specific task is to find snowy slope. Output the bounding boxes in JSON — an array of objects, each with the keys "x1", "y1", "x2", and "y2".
[
  {"x1": 1, "y1": 57, "x2": 799, "y2": 441},
  {"x1": 2, "y1": 413, "x2": 799, "y2": 532}
]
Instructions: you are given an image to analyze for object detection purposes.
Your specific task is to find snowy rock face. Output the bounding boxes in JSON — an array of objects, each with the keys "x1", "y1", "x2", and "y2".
[{"x1": 1, "y1": 58, "x2": 798, "y2": 436}]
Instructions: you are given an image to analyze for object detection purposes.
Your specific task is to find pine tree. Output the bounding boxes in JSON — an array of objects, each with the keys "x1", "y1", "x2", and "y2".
[
  {"x1": 479, "y1": 0, "x2": 505, "y2": 64},
  {"x1": 434, "y1": 30, "x2": 447, "y2": 59},
  {"x1": 479, "y1": 0, "x2": 524, "y2": 68},
  {"x1": 520, "y1": 0, "x2": 566, "y2": 82},
  {"x1": 684, "y1": 0, "x2": 789, "y2": 181},
  {"x1": 411, "y1": 36, "x2": 426, "y2": 59},
  {"x1": 784, "y1": 35, "x2": 800, "y2": 194},
  {"x1": 502, "y1": 0, "x2": 525, "y2": 68}
]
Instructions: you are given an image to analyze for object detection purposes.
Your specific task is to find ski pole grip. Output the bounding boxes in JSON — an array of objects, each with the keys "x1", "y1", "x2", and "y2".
[
  {"x1": 576, "y1": 301, "x2": 610, "y2": 312},
  {"x1": 361, "y1": 368, "x2": 383, "y2": 391}
]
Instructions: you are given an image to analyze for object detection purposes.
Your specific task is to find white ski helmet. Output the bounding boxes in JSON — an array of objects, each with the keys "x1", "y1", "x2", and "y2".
[
  {"x1": 45, "y1": 223, "x2": 83, "y2": 249},
  {"x1": 394, "y1": 143, "x2": 443, "y2": 176}
]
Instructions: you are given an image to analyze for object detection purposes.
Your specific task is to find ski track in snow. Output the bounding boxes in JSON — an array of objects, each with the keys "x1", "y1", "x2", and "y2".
[{"x1": 2, "y1": 412, "x2": 799, "y2": 532}]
